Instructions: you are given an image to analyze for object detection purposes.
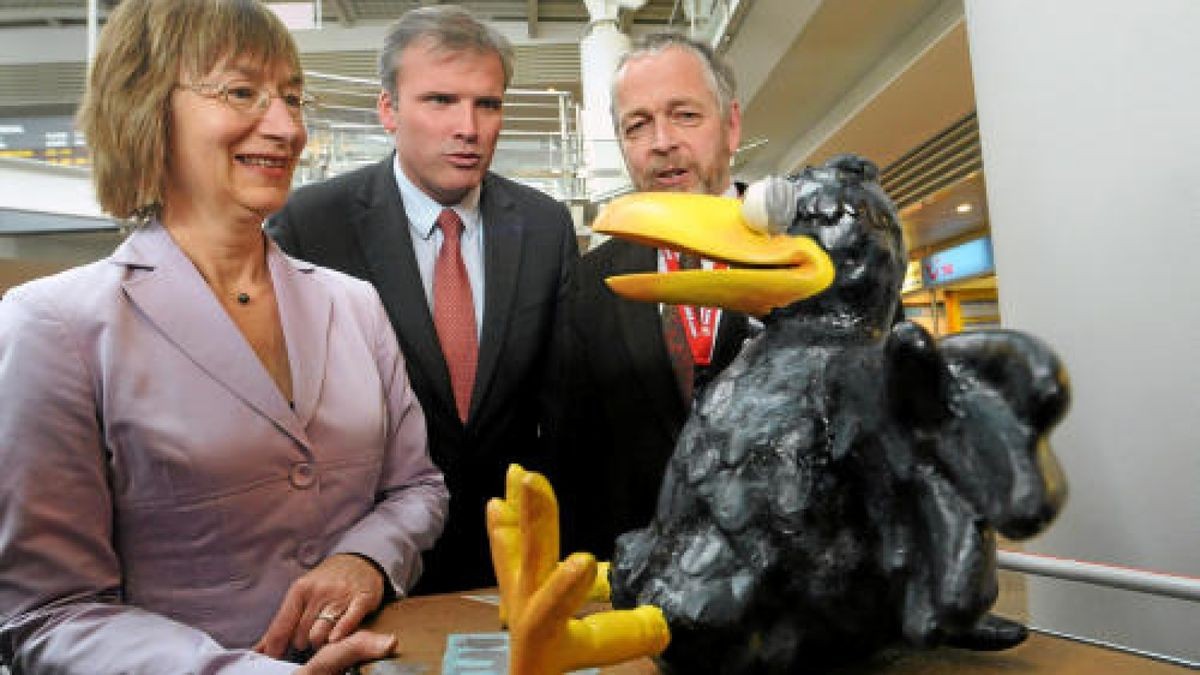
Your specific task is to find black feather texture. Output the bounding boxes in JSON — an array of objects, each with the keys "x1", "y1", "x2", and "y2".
[{"x1": 610, "y1": 155, "x2": 1069, "y2": 673}]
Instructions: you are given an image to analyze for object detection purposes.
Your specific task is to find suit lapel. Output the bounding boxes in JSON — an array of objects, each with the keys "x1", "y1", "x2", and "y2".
[
  {"x1": 713, "y1": 307, "x2": 750, "y2": 369},
  {"x1": 351, "y1": 158, "x2": 456, "y2": 416},
  {"x1": 611, "y1": 242, "x2": 688, "y2": 429},
  {"x1": 472, "y1": 175, "x2": 522, "y2": 422},
  {"x1": 115, "y1": 224, "x2": 310, "y2": 449},
  {"x1": 269, "y1": 242, "x2": 330, "y2": 431}
]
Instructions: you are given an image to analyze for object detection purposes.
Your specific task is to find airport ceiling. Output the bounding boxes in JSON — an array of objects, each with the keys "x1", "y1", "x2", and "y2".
[
  {"x1": 0, "y1": 0, "x2": 682, "y2": 115},
  {"x1": 0, "y1": 0, "x2": 987, "y2": 252},
  {"x1": 0, "y1": 0, "x2": 679, "y2": 30}
]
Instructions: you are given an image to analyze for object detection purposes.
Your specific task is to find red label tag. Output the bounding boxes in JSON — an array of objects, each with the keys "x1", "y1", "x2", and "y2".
[{"x1": 663, "y1": 250, "x2": 727, "y2": 366}]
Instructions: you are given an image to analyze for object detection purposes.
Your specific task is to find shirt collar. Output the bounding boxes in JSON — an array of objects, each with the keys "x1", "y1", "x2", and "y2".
[{"x1": 392, "y1": 153, "x2": 482, "y2": 240}]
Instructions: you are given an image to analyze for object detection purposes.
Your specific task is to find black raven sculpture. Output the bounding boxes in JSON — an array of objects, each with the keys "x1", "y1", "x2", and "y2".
[{"x1": 592, "y1": 155, "x2": 1070, "y2": 673}]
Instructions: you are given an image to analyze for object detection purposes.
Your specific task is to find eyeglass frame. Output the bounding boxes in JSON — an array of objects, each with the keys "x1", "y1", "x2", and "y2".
[{"x1": 175, "y1": 81, "x2": 317, "y2": 119}]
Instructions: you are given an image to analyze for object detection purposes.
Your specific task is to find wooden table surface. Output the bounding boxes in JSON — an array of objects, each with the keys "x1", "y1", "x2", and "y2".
[{"x1": 362, "y1": 590, "x2": 1194, "y2": 674}]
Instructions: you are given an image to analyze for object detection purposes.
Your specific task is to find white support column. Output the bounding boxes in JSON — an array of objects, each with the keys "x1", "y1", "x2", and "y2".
[
  {"x1": 86, "y1": 0, "x2": 98, "y2": 66},
  {"x1": 964, "y1": 0, "x2": 1200, "y2": 664},
  {"x1": 578, "y1": 0, "x2": 645, "y2": 201}
]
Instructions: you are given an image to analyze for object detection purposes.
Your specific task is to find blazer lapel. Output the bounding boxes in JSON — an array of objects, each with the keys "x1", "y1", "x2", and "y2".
[
  {"x1": 611, "y1": 242, "x2": 688, "y2": 430},
  {"x1": 269, "y1": 242, "x2": 330, "y2": 431},
  {"x1": 115, "y1": 224, "x2": 310, "y2": 449},
  {"x1": 713, "y1": 307, "x2": 750, "y2": 369},
  {"x1": 471, "y1": 175, "x2": 522, "y2": 422},
  {"x1": 351, "y1": 158, "x2": 456, "y2": 415}
]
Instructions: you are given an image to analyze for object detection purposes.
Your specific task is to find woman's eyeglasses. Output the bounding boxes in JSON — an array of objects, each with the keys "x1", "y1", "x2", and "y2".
[{"x1": 177, "y1": 82, "x2": 316, "y2": 119}]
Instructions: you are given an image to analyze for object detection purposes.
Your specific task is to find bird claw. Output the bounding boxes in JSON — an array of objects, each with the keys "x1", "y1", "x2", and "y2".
[
  {"x1": 486, "y1": 464, "x2": 671, "y2": 675},
  {"x1": 943, "y1": 613, "x2": 1029, "y2": 651}
]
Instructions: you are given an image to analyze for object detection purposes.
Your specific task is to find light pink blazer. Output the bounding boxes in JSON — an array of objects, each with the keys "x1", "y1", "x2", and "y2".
[{"x1": 0, "y1": 222, "x2": 448, "y2": 673}]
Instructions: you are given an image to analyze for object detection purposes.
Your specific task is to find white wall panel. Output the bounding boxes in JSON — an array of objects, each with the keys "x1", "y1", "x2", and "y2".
[{"x1": 965, "y1": 0, "x2": 1200, "y2": 663}]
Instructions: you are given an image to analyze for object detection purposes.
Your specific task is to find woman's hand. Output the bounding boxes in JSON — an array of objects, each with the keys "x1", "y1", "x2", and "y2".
[
  {"x1": 294, "y1": 630, "x2": 397, "y2": 675},
  {"x1": 255, "y1": 553, "x2": 387, "y2": 657}
]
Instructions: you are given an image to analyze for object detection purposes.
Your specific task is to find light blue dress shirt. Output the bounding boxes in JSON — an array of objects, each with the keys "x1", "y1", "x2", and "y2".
[{"x1": 393, "y1": 155, "x2": 485, "y2": 338}]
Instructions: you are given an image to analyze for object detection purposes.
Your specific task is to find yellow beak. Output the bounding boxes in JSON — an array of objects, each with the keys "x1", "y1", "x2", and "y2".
[{"x1": 592, "y1": 192, "x2": 835, "y2": 317}]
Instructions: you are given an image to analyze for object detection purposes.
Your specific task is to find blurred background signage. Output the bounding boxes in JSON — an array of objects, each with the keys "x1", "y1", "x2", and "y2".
[
  {"x1": 0, "y1": 116, "x2": 87, "y2": 165},
  {"x1": 921, "y1": 235, "x2": 994, "y2": 288}
]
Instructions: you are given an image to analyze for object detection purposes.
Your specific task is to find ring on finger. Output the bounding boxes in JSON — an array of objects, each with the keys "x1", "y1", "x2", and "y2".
[{"x1": 315, "y1": 607, "x2": 342, "y2": 623}]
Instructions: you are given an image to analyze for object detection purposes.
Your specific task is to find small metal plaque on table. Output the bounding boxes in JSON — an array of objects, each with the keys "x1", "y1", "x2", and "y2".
[{"x1": 442, "y1": 632, "x2": 599, "y2": 675}]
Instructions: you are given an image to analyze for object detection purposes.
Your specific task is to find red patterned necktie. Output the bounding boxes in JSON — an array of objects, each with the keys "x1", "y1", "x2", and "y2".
[
  {"x1": 662, "y1": 252, "x2": 702, "y2": 405},
  {"x1": 433, "y1": 208, "x2": 478, "y2": 422}
]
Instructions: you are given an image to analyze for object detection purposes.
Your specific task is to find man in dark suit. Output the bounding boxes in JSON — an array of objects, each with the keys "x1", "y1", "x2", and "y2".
[
  {"x1": 267, "y1": 6, "x2": 577, "y2": 594},
  {"x1": 558, "y1": 34, "x2": 753, "y2": 559}
]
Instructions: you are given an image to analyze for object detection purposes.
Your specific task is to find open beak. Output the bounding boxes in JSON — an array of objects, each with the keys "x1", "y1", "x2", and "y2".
[{"x1": 592, "y1": 192, "x2": 835, "y2": 317}]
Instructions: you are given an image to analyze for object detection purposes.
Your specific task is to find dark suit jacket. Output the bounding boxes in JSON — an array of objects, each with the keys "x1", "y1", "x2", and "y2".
[
  {"x1": 266, "y1": 157, "x2": 578, "y2": 593},
  {"x1": 557, "y1": 238, "x2": 752, "y2": 559}
]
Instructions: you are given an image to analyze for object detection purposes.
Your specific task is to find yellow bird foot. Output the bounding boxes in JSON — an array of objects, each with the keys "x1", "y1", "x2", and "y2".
[{"x1": 486, "y1": 464, "x2": 670, "y2": 675}]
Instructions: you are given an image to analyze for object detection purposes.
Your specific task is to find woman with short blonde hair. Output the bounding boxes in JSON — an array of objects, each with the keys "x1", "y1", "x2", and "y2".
[
  {"x1": 0, "y1": 1, "x2": 448, "y2": 672},
  {"x1": 78, "y1": 0, "x2": 302, "y2": 220}
]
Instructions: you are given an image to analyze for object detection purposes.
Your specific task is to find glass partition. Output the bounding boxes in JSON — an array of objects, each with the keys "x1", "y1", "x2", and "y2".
[{"x1": 301, "y1": 71, "x2": 587, "y2": 202}]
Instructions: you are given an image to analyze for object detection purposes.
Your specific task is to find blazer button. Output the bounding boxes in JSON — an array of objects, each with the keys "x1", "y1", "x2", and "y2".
[
  {"x1": 289, "y1": 461, "x2": 316, "y2": 489},
  {"x1": 297, "y1": 540, "x2": 322, "y2": 567}
]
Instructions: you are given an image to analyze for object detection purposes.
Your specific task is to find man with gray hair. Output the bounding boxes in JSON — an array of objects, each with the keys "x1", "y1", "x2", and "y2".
[
  {"x1": 268, "y1": 5, "x2": 578, "y2": 594},
  {"x1": 558, "y1": 33, "x2": 753, "y2": 559},
  {"x1": 610, "y1": 32, "x2": 741, "y2": 194}
]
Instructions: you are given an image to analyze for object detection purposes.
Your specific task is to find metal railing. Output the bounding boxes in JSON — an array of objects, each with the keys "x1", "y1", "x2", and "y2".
[
  {"x1": 996, "y1": 549, "x2": 1199, "y2": 668},
  {"x1": 301, "y1": 71, "x2": 587, "y2": 202},
  {"x1": 998, "y1": 549, "x2": 1200, "y2": 604}
]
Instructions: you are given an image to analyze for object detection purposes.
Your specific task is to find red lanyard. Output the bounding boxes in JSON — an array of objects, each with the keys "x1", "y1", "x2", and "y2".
[{"x1": 662, "y1": 250, "x2": 727, "y2": 366}]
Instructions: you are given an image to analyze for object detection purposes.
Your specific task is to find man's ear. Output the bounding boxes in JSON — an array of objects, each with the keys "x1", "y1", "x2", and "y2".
[
  {"x1": 726, "y1": 100, "x2": 742, "y2": 156},
  {"x1": 378, "y1": 90, "x2": 397, "y2": 133}
]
